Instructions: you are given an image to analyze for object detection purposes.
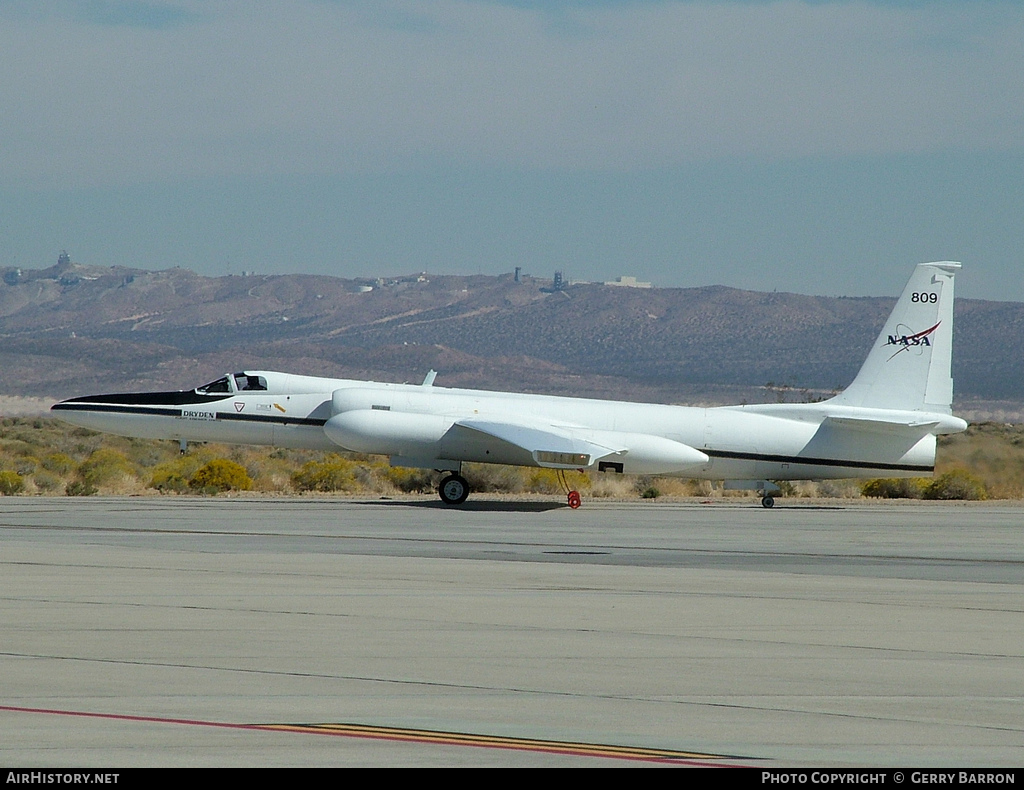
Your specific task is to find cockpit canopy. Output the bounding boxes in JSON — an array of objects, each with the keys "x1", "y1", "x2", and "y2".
[
  {"x1": 235, "y1": 373, "x2": 268, "y2": 391},
  {"x1": 196, "y1": 372, "x2": 269, "y2": 395}
]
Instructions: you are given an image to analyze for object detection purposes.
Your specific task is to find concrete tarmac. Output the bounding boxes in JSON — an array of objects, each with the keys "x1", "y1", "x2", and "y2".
[{"x1": 0, "y1": 496, "x2": 1022, "y2": 767}]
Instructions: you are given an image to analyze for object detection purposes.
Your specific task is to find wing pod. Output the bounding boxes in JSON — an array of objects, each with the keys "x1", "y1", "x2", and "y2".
[
  {"x1": 324, "y1": 409, "x2": 453, "y2": 455},
  {"x1": 454, "y1": 419, "x2": 613, "y2": 469},
  {"x1": 588, "y1": 430, "x2": 710, "y2": 475}
]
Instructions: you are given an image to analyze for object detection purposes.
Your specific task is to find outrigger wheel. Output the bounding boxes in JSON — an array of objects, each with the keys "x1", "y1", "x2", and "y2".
[
  {"x1": 761, "y1": 495, "x2": 775, "y2": 509},
  {"x1": 567, "y1": 490, "x2": 582, "y2": 509},
  {"x1": 438, "y1": 473, "x2": 470, "y2": 506}
]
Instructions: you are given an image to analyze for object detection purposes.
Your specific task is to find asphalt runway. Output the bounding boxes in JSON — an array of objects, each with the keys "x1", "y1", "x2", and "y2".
[{"x1": 1, "y1": 496, "x2": 1022, "y2": 767}]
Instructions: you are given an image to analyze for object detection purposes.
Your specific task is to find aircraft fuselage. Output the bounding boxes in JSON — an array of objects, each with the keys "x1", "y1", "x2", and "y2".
[{"x1": 52, "y1": 370, "x2": 958, "y2": 482}]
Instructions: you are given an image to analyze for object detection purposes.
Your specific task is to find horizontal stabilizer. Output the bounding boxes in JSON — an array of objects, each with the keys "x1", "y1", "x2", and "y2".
[
  {"x1": 824, "y1": 416, "x2": 937, "y2": 434},
  {"x1": 823, "y1": 413, "x2": 966, "y2": 436}
]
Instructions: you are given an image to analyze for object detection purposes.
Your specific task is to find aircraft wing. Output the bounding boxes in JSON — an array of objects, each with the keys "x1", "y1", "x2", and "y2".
[
  {"x1": 455, "y1": 418, "x2": 621, "y2": 468},
  {"x1": 454, "y1": 417, "x2": 709, "y2": 474}
]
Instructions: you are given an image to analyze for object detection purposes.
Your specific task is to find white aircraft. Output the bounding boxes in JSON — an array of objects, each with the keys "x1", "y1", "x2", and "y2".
[{"x1": 52, "y1": 262, "x2": 967, "y2": 508}]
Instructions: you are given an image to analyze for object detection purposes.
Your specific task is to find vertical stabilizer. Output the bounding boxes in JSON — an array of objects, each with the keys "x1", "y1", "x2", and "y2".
[{"x1": 832, "y1": 262, "x2": 959, "y2": 413}]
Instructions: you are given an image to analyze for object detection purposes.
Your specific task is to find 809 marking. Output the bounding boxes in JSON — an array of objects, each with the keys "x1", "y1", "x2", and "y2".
[{"x1": 912, "y1": 292, "x2": 938, "y2": 303}]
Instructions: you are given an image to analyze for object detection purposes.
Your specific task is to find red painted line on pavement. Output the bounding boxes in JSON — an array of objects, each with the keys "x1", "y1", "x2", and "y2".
[{"x1": 0, "y1": 704, "x2": 750, "y2": 766}]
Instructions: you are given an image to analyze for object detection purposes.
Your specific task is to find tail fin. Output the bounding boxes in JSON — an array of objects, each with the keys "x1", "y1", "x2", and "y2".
[{"x1": 832, "y1": 261, "x2": 960, "y2": 413}]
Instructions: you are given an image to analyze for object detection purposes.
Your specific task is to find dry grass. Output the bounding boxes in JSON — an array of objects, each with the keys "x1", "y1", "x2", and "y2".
[{"x1": 0, "y1": 417, "x2": 1021, "y2": 500}]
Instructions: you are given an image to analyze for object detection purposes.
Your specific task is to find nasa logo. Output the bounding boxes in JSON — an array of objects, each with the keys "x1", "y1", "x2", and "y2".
[{"x1": 885, "y1": 321, "x2": 940, "y2": 360}]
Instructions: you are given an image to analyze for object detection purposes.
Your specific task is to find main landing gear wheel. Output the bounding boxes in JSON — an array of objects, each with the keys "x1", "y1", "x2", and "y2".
[
  {"x1": 761, "y1": 495, "x2": 775, "y2": 509},
  {"x1": 439, "y1": 473, "x2": 470, "y2": 506}
]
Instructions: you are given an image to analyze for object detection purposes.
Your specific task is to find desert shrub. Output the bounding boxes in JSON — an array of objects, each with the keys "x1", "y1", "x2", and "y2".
[
  {"x1": 635, "y1": 474, "x2": 704, "y2": 498},
  {"x1": 150, "y1": 464, "x2": 191, "y2": 493},
  {"x1": 934, "y1": 422, "x2": 1024, "y2": 499},
  {"x1": 232, "y1": 447, "x2": 298, "y2": 492},
  {"x1": 32, "y1": 471, "x2": 61, "y2": 492},
  {"x1": 463, "y1": 464, "x2": 525, "y2": 493},
  {"x1": 250, "y1": 467, "x2": 295, "y2": 493},
  {"x1": 922, "y1": 469, "x2": 988, "y2": 501},
  {"x1": 525, "y1": 468, "x2": 590, "y2": 494},
  {"x1": 188, "y1": 459, "x2": 252, "y2": 493},
  {"x1": 775, "y1": 480, "x2": 797, "y2": 496},
  {"x1": 149, "y1": 449, "x2": 223, "y2": 493},
  {"x1": 862, "y1": 478, "x2": 927, "y2": 499},
  {"x1": 65, "y1": 481, "x2": 98, "y2": 496},
  {"x1": 14, "y1": 456, "x2": 38, "y2": 475},
  {"x1": 0, "y1": 438, "x2": 35, "y2": 457},
  {"x1": 0, "y1": 470, "x2": 25, "y2": 495},
  {"x1": 42, "y1": 453, "x2": 76, "y2": 475},
  {"x1": 589, "y1": 474, "x2": 637, "y2": 498},
  {"x1": 525, "y1": 468, "x2": 563, "y2": 494},
  {"x1": 292, "y1": 455, "x2": 359, "y2": 492},
  {"x1": 78, "y1": 448, "x2": 136, "y2": 488},
  {"x1": 817, "y1": 479, "x2": 863, "y2": 498},
  {"x1": 381, "y1": 465, "x2": 437, "y2": 493},
  {"x1": 124, "y1": 443, "x2": 168, "y2": 468},
  {"x1": 790, "y1": 481, "x2": 821, "y2": 498},
  {"x1": 678, "y1": 478, "x2": 714, "y2": 496}
]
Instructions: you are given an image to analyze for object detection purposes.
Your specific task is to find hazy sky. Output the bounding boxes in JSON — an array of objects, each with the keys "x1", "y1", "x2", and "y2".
[{"x1": 2, "y1": 0, "x2": 1022, "y2": 301}]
